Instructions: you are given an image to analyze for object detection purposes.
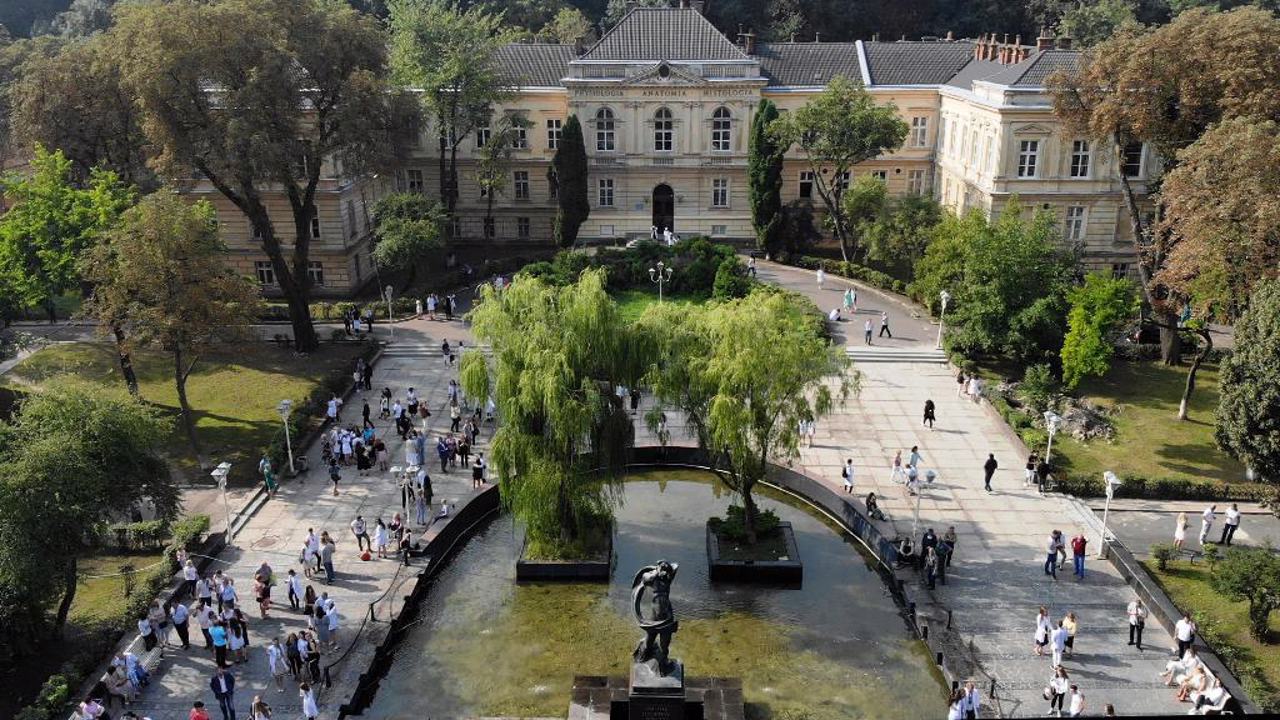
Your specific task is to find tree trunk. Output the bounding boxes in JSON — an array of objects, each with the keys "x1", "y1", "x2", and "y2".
[
  {"x1": 741, "y1": 483, "x2": 758, "y2": 546},
  {"x1": 557, "y1": 476, "x2": 573, "y2": 544},
  {"x1": 46, "y1": 296, "x2": 56, "y2": 324},
  {"x1": 112, "y1": 324, "x2": 139, "y2": 397},
  {"x1": 53, "y1": 557, "x2": 78, "y2": 637},
  {"x1": 173, "y1": 346, "x2": 203, "y2": 467},
  {"x1": 1158, "y1": 310, "x2": 1183, "y2": 367},
  {"x1": 1177, "y1": 327, "x2": 1212, "y2": 421}
]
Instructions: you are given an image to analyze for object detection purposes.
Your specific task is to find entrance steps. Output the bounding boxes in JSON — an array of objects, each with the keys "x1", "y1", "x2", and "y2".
[{"x1": 845, "y1": 345, "x2": 949, "y2": 364}]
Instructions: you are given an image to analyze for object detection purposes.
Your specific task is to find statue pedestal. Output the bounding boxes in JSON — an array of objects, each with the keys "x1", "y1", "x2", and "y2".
[{"x1": 629, "y1": 660, "x2": 685, "y2": 720}]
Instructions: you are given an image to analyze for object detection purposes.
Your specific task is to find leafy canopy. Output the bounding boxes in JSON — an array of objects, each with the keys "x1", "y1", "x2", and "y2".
[
  {"x1": 1061, "y1": 272, "x2": 1138, "y2": 390},
  {"x1": 371, "y1": 192, "x2": 446, "y2": 272},
  {"x1": 1209, "y1": 544, "x2": 1280, "y2": 641},
  {"x1": 1216, "y1": 279, "x2": 1280, "y2": 493}
]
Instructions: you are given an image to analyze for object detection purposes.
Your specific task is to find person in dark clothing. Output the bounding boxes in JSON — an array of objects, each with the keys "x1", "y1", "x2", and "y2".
[
  {"x1": 362, "y1": 401, "x2": 374, "y2": 430},
  {"x1": 1036, "y1": 459, "x2": 1052, "y2": 493},
  {"x1": 878, "y1": 311, "x2": 892, "y2": 337},
  {"x1": 919, "y1": 527, "x2": 937, "y2": 569},
  {"x1": 922, "y1": 399, "x2": 936, "y2": 429},
  {"x1": 983, "y1": 453, "x2": 998, "y2": 492},
  {"x1": 629, "y1": 387, "x2": 641, "y2": 415},
  {"x1": 362, "y1": 363, "x2": 373, "y2": 390}
]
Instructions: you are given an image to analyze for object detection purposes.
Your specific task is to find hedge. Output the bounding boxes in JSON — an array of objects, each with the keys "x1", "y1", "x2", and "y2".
[
  {"x1": 104, "y1": 519, "x2": 170, "y2": 552},
  {"x1": 520, "y1": 237, "x2": 737, "y2": 298},
  {"x1": 1057, "y1": 472, "x2": 1272, "y2": 502},
  {"x1": 785, "y1": 255, "x2": 908, "y2": 294}
]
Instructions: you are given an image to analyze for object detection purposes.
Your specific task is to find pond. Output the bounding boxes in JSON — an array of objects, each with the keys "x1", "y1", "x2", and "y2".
[{"x1": 365, "y1": 470, "x2": 946, "y2": 719}]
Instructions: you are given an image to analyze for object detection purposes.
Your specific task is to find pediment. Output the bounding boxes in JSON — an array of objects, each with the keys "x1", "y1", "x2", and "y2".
[
  {"x1": 1013, "y1": 123, "x2": 1053, "y2": 135},
  {"x1": 629, "y1": 62, "x2": 706, "y2": 86}
]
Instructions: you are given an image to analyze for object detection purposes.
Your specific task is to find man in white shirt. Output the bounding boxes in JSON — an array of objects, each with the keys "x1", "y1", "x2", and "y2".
[
  {"x1": 1198, "y1": 505, "x2": 1216, "y2": 545},
  {"x1": 1050, "y1": 620, "x2": 1069, "y2": 667},
  {"x1": 1175, "y1": 612, "x2": 1197, "y2": 657},
  {"x1": 962, "y1": 680, "x2": 981, "y2": 719},
  {"x1": 841, "y1": 459, "x2": 855, "y2": 494},
  {"x1": 1126, "y1": 598, "x2": 1146, "y2": 649},
  {"x1": 1066, "y1": 684, "x2": 1085, "y2": 717},
  {"x1": 350, "y1": 516, "x2": 370, "y2": 552},
  {"x1": 1220, "y1": 503, "x2": 1241, "y2": 545}
]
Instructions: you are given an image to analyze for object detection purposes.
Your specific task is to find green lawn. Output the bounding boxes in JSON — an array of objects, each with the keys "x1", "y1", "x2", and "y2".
[
  {"x1": 1142, "y1": 559, "x2": 1280, "y2": 710},
  {"x1": 1049, "y1": 362, "x2": 1246, "y2": 484},
  {"x1": 5, "y1": 341, "x2": 365, "y2": 485},
  {"x1": 611, "y1": 288, "x2": 701, "y2": 323}
]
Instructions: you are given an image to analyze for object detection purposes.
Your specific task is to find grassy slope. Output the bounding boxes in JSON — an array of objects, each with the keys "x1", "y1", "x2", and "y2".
[
  {"x1": 1141, "y1": 559, "x2": 1280, "y2": 710},
  {"x1": 610, "y1": 288, "x2": 700, "y2": 323},
  {"x1": 5, "y1": 342, "x2": 364, "y2": 484}
]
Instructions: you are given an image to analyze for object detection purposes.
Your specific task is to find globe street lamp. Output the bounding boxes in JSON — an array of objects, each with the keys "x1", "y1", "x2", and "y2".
[
  {"x1": 1043, "y1": 410, "x2": 1063, "y2": 463},
  {"x1": 384, "y1": 284, "x2": 395, "y2": 341},
  {"x1": 1097, "y1": 470, "x2": 1122, "y2": 558},
  {"x1": 211, "y1": 462, "x2": 233, "y2": 543},
  {"x1": 649, "y1": 261, "x2": 674, "y2": 302},
  {"x1": 277, "y1": 399, "x2": 295, "y2": 475},
  {"x1": 935, "y1": 290, "x2": 951, "y2": 349}
]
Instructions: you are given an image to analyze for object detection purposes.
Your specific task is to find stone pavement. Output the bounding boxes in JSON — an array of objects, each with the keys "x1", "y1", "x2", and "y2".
[
  {"x1": 123, "y1": 313, "x2": 488, "y2": 720},
  {"x1": 1096, "y1": 502, "x2": 1280, "y2": 559}
]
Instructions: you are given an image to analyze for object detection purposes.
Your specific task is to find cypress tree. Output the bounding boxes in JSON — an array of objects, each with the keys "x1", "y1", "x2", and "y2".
[
  {"x1": 552, "y1": 114, "x2": 590, "y2": 248},
  {"x1": 748, "y1": 98, "x2": 784, "y2": 254}
]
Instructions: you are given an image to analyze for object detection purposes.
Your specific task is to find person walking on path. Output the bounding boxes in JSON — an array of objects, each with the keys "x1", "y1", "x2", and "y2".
[
  {"x1": 841, "y1": 458, "x2": 855, "y2": 494},
  {"x1": 890, "y1": 450, "x2": 905, "y2": 483},
  {"x1": 922, "y1": 399, "x2": 936, "y2": 429},
  {"x1": 1050, "y1": 620, "x2": 1069, "y2": 667},
  {"x1": 863, "y1": 318, "x2": 873, "y2": 345},
  {"x1": 328, "y1": 458, "x2": 341, "y2": 497},
  {"x1": 1066, "y1": 684, "x2": 1085, "y2": 718},
  {"x1": 210, "y1": 666, "x2": 236, "y2": 720},
  {"x1": 267, "y1": 638, "x2": 286, "y2": 692},
  {"x1": 1044, "y1": 530, "x2": 1065, "y2": 579},
  {"x1": 300, "y1": 682, "x2": 319, "y2": 720},
  {"x1": 1173, "y1": 511, "x2": 1188, "y2": 550},
  {"x1": 472, "y1": 452, "x2": 487, "y2": 489},
  {"x1": 1033, "y1": 606, "x2": 1052, "y2": 656},
  {"x1": 1024, "y1": 452, "x2": 1038, "y2": 488},
  {"x1": 287, "y1": 570, "x2": 302, "y2": 611},
  {"x1": 1199, "y1": 505, "x2": 1216, "y2": 546},
  {"x1": 362, "y1": 400, "x2": 374, "y2": 430},
  {"x1": 982, "y1": 453, "x2": 998, "y2": 492},
  {"x1": 1126, "y1": 597, "x2": 1146, "y2": 649},
  {"x1": 942, "y1": 526, "x2": 957, "y2": 568},
  {"x1": 842, "y1": 288, "x2": 854, "y2": 313},
  {"x1": 962, "y1": 681, "x2": 980, "y2": 720},
  {"x1": 1220, "y1": 503, "x2": 1241, "y2": 545},
  {"x1": 967, "y1": 375, "x2": 982, "y2": 404},
  {"x1": 1070, "y1": 533, "x2": 1088, "y2": 580},
  {"x1": 815, "y1": 267, "x2": 825, "y2": 290},
  {"x1": 1175, "y1": 613, "x2": 1197, "y2": 657},
  {"x1": 1047, "y1": 666, "x2": 1070, "y2": 717},
  {"x1": 350, "y1": 516, "x2": 370, "y2": 552},
  {"x1": 878, "y1": 311, "x2": 891, "y2": 338},
  {"x1": 320, "y1": 536, "x2": 336, "y2": 584}
]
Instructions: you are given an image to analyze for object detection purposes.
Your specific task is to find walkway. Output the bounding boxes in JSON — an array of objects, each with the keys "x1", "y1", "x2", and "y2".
[{"x1": 756, "y1": 259, "x2": 1185, "y2": 717}]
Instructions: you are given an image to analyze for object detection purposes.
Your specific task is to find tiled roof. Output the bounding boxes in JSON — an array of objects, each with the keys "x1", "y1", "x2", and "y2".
[
  {"x1": 580, "y1": 7, "x2": 749, "y2": 62},
  {"x1": 944, "y1": 58, "x2": 1007, "y2": 89},
  {"x1": 494, "y1": 43, "x2": 576, "y2": 87},
  {"x1": 756, "y1": 42, "x2": 861, "y2": 87},
  {"x1": 862, "y1": 41, "x2": 976, "y2": 85},
  {"x1": 975, "y1": 50, "x2": 1080, "y2": 88}
]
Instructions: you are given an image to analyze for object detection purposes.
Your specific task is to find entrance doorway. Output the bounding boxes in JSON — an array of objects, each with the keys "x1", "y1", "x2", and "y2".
[{"x1": 652, "y1": 184, "x2": 674, "y2": 236}]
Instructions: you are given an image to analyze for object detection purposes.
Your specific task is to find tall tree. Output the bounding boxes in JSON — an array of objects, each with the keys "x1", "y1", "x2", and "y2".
[
  {"x1": 641, "y1": 290, "x2": 854, "y2": 543},
  {"x1": 747, "y1": 98, "x2": 784, "y2": 255},
  {"x1": 476, "y1": 114, "x2": 530, "y2": 242},
  {"x1": 1216, "y1": 279, "x2": 1280, "y2": 501},
  {"x1": 1049, "y1": 7, "x2": 1280, "y2": 365},
  {"x1": 108, "y1": 0, "x2": 417, "y2": 352},
  {"x1": 840, "y1": 174, "x2": 887, "y2": 262},
  {"x1": 1209, "y1": 546, "x2": 1280, "y2": 641},
  {"x1": 81, "y1": 194, "x2": 262, "y2": 466},
  {"x1": 0, "y1": 146, "x2": 133, "y2": 321},
  {"x1": 389, "y1": 0, "x2": 514, "y2": 227},
  {"x1": 371, "y1": 191, "x2": 446, "y2": 282},
  {"x1": 770, "y1": 75, "x2": 908, "y2": 262},
  {"x1": 1060, "y1": 272, "x2": 1138, "y2": 390},
  {"x1": 460, "y1": 270, "x2": 651, "y2": 551},
  {"x1": 551, "y1": 114, "x2": 590, "y2": 248},
  {"x1": 0, "y1": 377, "x2": 174, "y2": 637},
  {"x1": 11, "y1": 34, "x2": 154, "y2": 189},
  {"x1": 542, "y1": 6, "x2": 592, "y2": 43},
  {"x1": 1057, "y1": 0, "x2": 1140, "y2": 48},
  {"x1": 862, "y1": 193, "x2": 942, "y2": 272}
]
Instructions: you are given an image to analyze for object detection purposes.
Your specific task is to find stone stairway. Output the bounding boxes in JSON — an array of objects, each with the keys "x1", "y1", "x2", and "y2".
[{"x1": 846, "y1": 345, "x2": 949, "y2": 364}]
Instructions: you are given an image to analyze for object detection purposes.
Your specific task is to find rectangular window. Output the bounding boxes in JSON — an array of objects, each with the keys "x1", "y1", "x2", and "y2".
[
  {"x1": 1070, "y1": 140, "x2": 1091, "y2": 178},
  {"x1": 598, "y1": 178, "x2": 614, "y2": 207},
  {"x1": 512, "y1": 125, "x2": 527, "y2": 149},
  {"x1": 513, "y1": 171, "x2": 529, "y2": 200},
  {"x1": 476, "y1": 125, "x2": 491, "y2": 148},
  {"x1": 871, "y1": 170, "x2": 887, "y2": 181},
  {"x1": 517, "y1": 216, "x2": 530, "y2": 239},
  {"x1": 1122, "y1": 142, "x2": 1144, "y2": 178},
  {"x1": 1111, "y1": 262, "x2": 1130, "y2": 279},
  {"x1": 838, "y1": 170, "x2": 850, "y2": 191},
  {"x1": 938, "y1": 117, "x2": 947, "y2": 153},
  {"x1": 1064, "y1": 206, "x2": 1086, "y2": 242},
  {"x1": 1017, "y1": 140, "x2": 1040, "y2": 178},
  {"x1": 252, "y1": 221, "x2": 263, "y2": 241},
  {"x1": 799, "y1": 171, "x2": 814, "y2": 200},
  {"x1": 910, "y1": 116, "x2": 928, "y2": 147},
  {"x1": 907, "y1": 169, "x2": 925, "y2": 194},
  {"x1": 310, "y1": 216, "x2": 321, "y2": 240},
  {"x1": 712, "y1": 178, "x2": 729, "y2": 207},
  {"x1": 254, "y1": 261, "x2": 276, "y2": 285},
  {"x1": 547, "y1": 118, "x2": 562, "y2": 149},
  {"x1": 407, "y1": 169, "x2": 425, "y2": 192},
  {"x1": 448, "y1": 217, "x2": 461, "y2": 239},
  {"x1": 599, "y1": 224, "x2": 615, "y2": 236},
  {"x1": 711, "y1": 224, "x2": 727, "y2": 236},
  {"x1": 307, "y1": 261, "x2": 325, "y2": 287},
  {"x1": 483, "y1": 217, "x2": 495, "y2": 240}
]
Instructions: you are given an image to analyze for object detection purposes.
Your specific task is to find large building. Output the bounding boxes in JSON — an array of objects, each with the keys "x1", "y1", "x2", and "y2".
[{"x1": 199, "y1": 4, "x2": 1147, "y2": 296}]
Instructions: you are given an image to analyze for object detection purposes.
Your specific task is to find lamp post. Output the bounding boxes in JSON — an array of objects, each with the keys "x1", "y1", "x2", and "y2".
[
  {"x1": 1098, "y1": 470, "x2": 1121, "y2": 559},
  {"x1": 277, "y1": 399, "x2": 295, "y2": 475},
  {"x1": 1043, "y1": 410, "x2": 1063, "y2": 463},
  {"x1": 384, "y1": 285, "x2": 395, "y2": 341},
  {"x1": 211, "y1": 462, "x2": 233, "y2": 542},
  {"x1": 649, "y1": 261, "x2": 674, "y2": 302},
  {"x1": 910, "y1": 469, "x2": 937, "y2": 541},
  {"x1": 935, "y1": 290, "x2": 951, "y2": 349}
]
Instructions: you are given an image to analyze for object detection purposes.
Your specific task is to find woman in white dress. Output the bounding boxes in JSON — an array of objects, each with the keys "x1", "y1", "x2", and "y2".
[
  {"x1": 373, "y1": 518, "x2": 389, "y2": 559},
  {"x1": 1173, "y1": 511, "x2": 1188, "y2": 550},
  {"x1": 815, "y1": 267, "x2": 825, "y2": 289},
  {"x1": 300, "y1": 683, "x2": 319, "y2": 720},
  {"x1": 1033, "y1": 605, "x2": 1052, "y2": 656},
  {"x1": 266, "y1": 638, "x2": 287, "y2": 692}
]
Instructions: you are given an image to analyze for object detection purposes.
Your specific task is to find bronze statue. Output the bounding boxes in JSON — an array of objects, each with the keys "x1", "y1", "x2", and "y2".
[{"x1": 631, "y1": 560, "x2": 680, "y2": 675}]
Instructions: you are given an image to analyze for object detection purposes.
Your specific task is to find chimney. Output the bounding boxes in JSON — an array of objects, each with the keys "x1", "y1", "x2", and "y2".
[
  {"x1": 1036, "y1": 27, "x2": 1054, "y2": 51},
  {"x1": 1056, "y1": 35, "x2": 1073, "y2": 50},
  {"x1": 946, "y1": 30, "x2": 954, "y2": 41},
  {"x1": 871, "y1": 32, "x2": 878, "y2": 42},
  {"x1": 790, "y1": 33, "x2": 797, "y2": 42},
  {"x1": 691, "y1": 0, "x2": 705, "y2": 13},
  {"x1": 679, "y1": 0, "x2": 688, "y2": 7},
  {"x1": 973, "y1": 35, "x2": 985, "y2": 61},
  {"x1": 744, "y1": 29, "x2": 756, "y2": 55},
  {"x1": 814, "y1": 32, "x2": 820, "y2": 42}
]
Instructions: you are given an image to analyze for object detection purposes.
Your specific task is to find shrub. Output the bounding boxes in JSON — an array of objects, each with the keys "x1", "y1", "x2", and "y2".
[
  {"x1": 712, "y1": 257, "x2": 752, "y2": 300},
  {"x1": 709, "y1": 504, "x2": 782, "y2": 543},
  {"x1": 1055, "y1": 472, "x2": 1271, "y2": 501},
  {"x1": 786, "y1": 255, "x2": 907, "y2": 293},
  {"x1": 1151, "y1": 542, "x2": 1178, "y2": 570},
  {"x1": 169, "y1": 514, "x2": 210, "y2": 556},
  {"x1": 106, "y1": 519, "x2": 171, "y2": 552},
  {"x1": 1018, "y1": 364, "x2": 1057, "y2": 412}
]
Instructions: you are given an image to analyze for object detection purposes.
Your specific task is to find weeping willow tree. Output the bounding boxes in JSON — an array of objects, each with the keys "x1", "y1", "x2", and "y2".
[
  {"x1": 460, "y1": 269, "x2": 653, "y2": 556},
  {"x1": 641, "y1": 290, "x2": 856, "y2": 544}
]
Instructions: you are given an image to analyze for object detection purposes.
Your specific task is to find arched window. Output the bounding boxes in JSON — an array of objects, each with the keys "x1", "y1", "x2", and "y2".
[
  {"x1": 654, "y1": 107, "x2": 673, "y2": 152},
  {"x1": 711, "y1": 107, "x2": 732, "y2": 151},
  {"x1": 596, "y1": 108, "x2": 615, "y2": 152}
]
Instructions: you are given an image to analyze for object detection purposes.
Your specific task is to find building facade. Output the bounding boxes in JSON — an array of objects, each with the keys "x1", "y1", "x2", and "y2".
[{"x1": 203, "y1": 6, "x2": 1145, "y2": 296}]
